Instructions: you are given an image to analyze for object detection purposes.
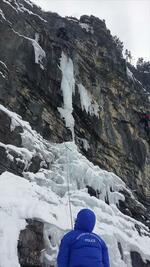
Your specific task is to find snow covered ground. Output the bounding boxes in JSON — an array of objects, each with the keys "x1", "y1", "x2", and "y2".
[{"x1": 0, "y1": 104, "x2": 150, "y2": 267}]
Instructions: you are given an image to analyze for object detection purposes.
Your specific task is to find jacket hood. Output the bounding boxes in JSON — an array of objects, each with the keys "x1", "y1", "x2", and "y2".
[{"x1": 74, "y1": 208, "x2": 96, "y2": 232}]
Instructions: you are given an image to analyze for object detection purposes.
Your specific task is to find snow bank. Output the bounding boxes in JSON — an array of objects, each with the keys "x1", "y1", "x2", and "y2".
[
  {"x1": 58, "y1": 52, "x2": 75, "y2": 140},
  {"x1": 0, "y1": 172, "x2": 68, "y2": 267},
  {"x1": 78, "y1": 83, "x2": 99, "y2": 117},
  {"x1": 0, "y1": 103, "x2": 150, "y2": 267}
]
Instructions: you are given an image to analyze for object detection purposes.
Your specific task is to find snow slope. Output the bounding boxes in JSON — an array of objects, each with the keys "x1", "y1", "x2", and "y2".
[{"x1": 0, "y1": 104, "x2": 150, "y2": 267}]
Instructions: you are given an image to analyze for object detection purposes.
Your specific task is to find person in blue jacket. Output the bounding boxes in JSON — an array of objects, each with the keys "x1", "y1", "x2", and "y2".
[{"x1": 57, "y1": 208, "x2": 110, "y2": 267}]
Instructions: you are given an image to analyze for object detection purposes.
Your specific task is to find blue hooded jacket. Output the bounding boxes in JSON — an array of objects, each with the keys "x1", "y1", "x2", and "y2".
[{"x1": 57, "y1": 209, "x2": 110, "y2": 267}]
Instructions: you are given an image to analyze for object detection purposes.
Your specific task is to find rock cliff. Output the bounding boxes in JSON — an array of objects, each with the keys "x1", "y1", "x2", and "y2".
[{"x1": 0, "y1": 0, "x2": 150, "y2": 266}]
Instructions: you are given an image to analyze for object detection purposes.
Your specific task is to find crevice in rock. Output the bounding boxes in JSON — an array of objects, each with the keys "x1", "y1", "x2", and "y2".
[{"x1": 131, "y1": 251, "x2": 150, "y2": 267}]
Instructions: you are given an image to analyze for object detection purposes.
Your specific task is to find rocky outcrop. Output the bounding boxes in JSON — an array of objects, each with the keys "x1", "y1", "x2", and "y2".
[
  {"x1": 18, "y1": 219, "x2": 44, "y2": 267},
  {"x1": 119, "y1": 189, "x2": 150, "y2": 227},
  {"x1": 131, "y1": 252, "x2": 150, "y2": 267}
]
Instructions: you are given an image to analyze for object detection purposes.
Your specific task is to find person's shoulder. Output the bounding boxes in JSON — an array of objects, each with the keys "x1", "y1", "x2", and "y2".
[
  {"x1": 63, "y1": 230, "x2": 75, "y2": 238},
  {"x1": 92, "y1": 233, "x2": 107, "y2": 248},
  {"x1": 61, "y1": 230, "x2": 78, "y2": 243}
]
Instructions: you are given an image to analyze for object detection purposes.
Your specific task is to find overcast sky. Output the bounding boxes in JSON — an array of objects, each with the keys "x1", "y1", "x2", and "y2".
[{"x1": 32, "y1": 0, "x2": 150, "y2": 64}]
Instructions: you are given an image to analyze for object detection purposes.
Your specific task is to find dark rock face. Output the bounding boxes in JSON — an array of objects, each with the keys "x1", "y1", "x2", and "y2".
[
  {"x1": 18, "y1": 219, "x2": 44, "y2": 267},
  {"x1": 0, "y1": 1, "x2": 150, "y2": 265},
  {"x1": 131, "y1": 251, "x2": 150, "y2": 267},
  {"x1": 128, "y1": 63, "x2": 150, "y2": 93},
  {"x1": 86, "y1": 185, "x2": 100, "y2": 198},
  {"x1": 119, "y1": 189, "x2": 150, "y2": 226}
]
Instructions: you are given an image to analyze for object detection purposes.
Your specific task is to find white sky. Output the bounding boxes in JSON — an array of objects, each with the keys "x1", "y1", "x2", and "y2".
[{"x1": 32, "y1": 0, "x2": 150, "y2": 64}]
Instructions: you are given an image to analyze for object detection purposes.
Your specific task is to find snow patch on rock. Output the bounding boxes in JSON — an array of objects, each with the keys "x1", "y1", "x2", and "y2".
[
  {"x1": 0, "y1": 61, "x2": 8, "y2": 69},
  {"x1": 0, "y1": 8, "x2": 6, "y2": 20},
  {"x1": 66, "y1": 16, "x2": 78, "y2": 23},
  {"x1": 79, "y1": 23, "x2": 94, "y2": 33},
  {"x1": 18, "y1": 3, "x2": 47, "y2": 22},
  {"x1": 2, "y1": 0, "x2": 46, "y2": 22},
  {"x1": 12, "y1": 29, "x2": 46, "y2": 70},
  {"x1": 24, "y1": 0, "x2": 33, "y2": 7},
  {"x1": 126, "y1": 67, "x2": 134, "y2": 81},
  {"x1": 2, "y1": 0, "x2": 19, "y2": 13},
  {"x1": 77, "y1": 137, "x2": 90, "y2": 151},
  {"x1": 0, "y1": 71, "x2": 5, "y2": 79}
]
